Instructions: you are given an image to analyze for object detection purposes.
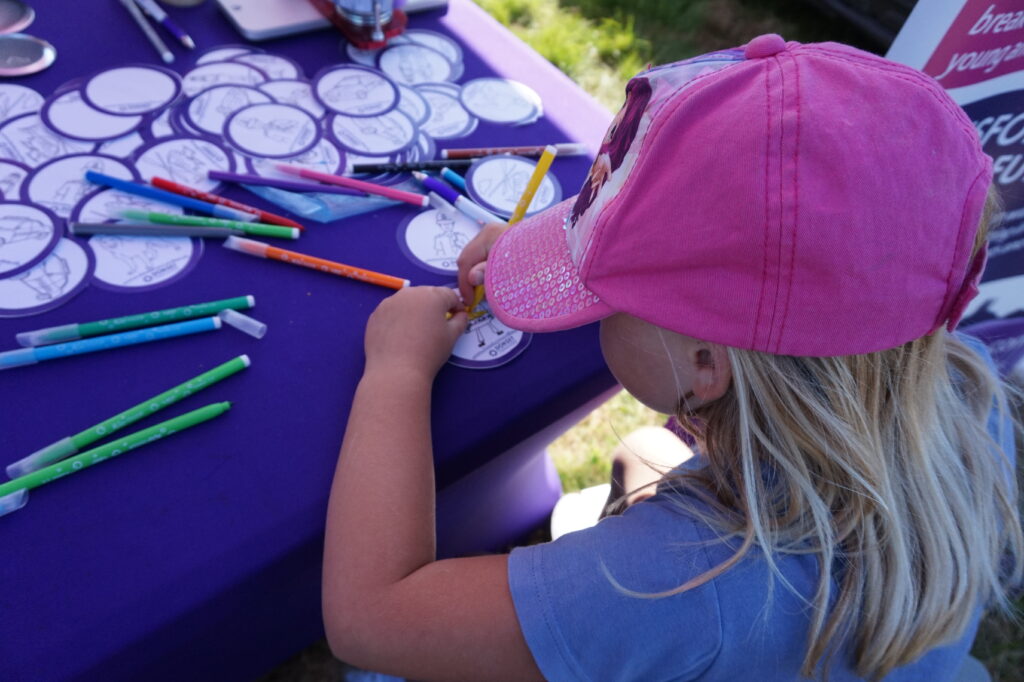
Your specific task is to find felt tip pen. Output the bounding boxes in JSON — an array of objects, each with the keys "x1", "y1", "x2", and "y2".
[
  {"x1": 440, "y1": 167, "x2": 467, "y2": 191},
  {"x1": 120, "y1": 210, "x2": 299, "y2": 240},
  {"x1": 133, "y1": 0, "x2": 195, "y2": 49},
  {"x1": 71, "y1": 222, "x2": 238, "y2": 239},
  {"x1": 151, "y1": 176, "x2": 301, "y2": 229},
  {"x1": 6, "y1": 356, "x2": 249, "y2": 478},
  {"x1": 223, "y1": 236, "x2": 410, "y2": 290},
  {"x1": 16, "y1": 295, "x2": 253, "y2": 347},
  {"x1": 0, "y1": 402, "x2": 232, "y2": 517},
  {"x1": 441, "y1": 142, "x2": 587, "y2": 160},
  {"x1": 412, "y1": 171, "x2": 505, "y2": 226},
  {"x1": 350, "y1": 159, "x2": 474, "y2": 173},
  {"x1": 469, "y1": 146, "x2": 558, "y2": 317},
  {"x1": 510, "y1": 145, "x2": 558, "y2": 224},
  {"x1": 85, "y1": 171, "x2": 256, "y2": 222},
  {"x1": 0, "y1": 317, "x2": 222, "y2": 370},
  {"x1": 207, "y1": 170, "x2": 367, "y2": 197},
  {"x1": 274, "y1": 164, "x2": 429, "y2": 207},
  {"x1": 118, "y1": 0, "x2": 173, "y2": 64}
]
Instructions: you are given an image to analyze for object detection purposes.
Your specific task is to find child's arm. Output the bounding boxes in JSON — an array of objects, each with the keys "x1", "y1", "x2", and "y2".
[{"x1": 322, "y1": 286, "x2": 543, "y2": 681}]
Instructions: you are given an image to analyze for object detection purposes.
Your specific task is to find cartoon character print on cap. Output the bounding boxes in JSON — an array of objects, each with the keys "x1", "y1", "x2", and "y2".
[{"x1": 564, "y1": 50, "x2": 746, "y2": 267}]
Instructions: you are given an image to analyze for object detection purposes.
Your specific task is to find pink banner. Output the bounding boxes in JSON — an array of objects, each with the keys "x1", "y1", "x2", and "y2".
[{"x1": 924, "y1": 1, "x2": 1024, "y2": 88}]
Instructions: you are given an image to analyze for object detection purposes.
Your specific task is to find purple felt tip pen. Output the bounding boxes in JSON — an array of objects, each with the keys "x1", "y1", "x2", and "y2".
[
  {"x1": 412, "y1": 171, "x2": 506, "y2": 226},
  {"x1": 134, "y1": 0, "x2": 195, "y2": 49}
]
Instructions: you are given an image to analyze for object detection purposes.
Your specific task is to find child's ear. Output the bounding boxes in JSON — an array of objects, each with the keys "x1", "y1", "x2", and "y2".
[{"x1": 692, "y1": 344, "x2": 732, "y2": 402}]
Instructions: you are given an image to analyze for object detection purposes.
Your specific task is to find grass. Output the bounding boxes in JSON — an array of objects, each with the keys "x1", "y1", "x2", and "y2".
[{"x1": 476, "y1": 0, "x2": 872, "y2": 109}]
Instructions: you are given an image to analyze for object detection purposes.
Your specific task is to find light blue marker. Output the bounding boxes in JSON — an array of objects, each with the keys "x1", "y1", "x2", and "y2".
[
  {"x1": 0, "y1": 317, "x2": 222, "y2": 370},
  {"x1": 440, "y1": 167, "x2": 467, "y2": 192},
  {"x1": 85, "y1": 171, "x2": 256, "y2": 222}
]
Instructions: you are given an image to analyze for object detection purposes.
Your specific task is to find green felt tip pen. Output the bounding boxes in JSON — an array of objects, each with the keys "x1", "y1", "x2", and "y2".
[
  {"x1": 121, "y1": 210, "x2": 299, "y2": 240},
  {"x1": 16, "y1": 295, "x2": 255, "y2": 347},
  {"x1": 5, "y1": 356, "x2": 250, "y2": 479},
  {"x1": 0, "y1": 402, "x2": 232, "y2": 513}
]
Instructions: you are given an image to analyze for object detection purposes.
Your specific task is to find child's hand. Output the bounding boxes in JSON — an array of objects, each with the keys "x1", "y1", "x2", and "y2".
[
  {"x1": 364, "y1": 286, "x2": 468, "y2": 382},
  {"x1": 456, "y1": 222, "x2": 508, "y2": 306}
]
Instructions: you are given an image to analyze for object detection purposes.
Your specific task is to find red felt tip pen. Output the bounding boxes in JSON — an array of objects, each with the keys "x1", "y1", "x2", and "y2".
[{"x1": 151, "y1": 177, "x2": 304, "y2": 230}]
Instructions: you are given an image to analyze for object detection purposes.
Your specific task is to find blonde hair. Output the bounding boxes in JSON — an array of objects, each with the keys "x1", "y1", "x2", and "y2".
[{"x1": 661, "y1": 187, "x2": 1024, "y2": 679}]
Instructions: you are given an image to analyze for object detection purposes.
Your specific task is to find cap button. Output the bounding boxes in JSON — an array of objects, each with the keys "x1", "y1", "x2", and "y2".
[{"x1": 744, "y1": 34, "x2": 786, "y2": 59}]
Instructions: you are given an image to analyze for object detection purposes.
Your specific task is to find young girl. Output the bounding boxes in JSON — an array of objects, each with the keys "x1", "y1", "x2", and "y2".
[{"x1": 322, "y1": 34, "x2": 1023, "y2": 681}]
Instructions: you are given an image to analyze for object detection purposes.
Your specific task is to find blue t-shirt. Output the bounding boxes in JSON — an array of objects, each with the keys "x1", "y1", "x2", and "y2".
[{"x1": 508, "y1": 336, "x2": 1015, "y2": 681}]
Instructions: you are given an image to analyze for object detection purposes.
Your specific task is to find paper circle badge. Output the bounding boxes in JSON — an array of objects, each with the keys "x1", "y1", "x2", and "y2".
[
  {"x1": 23, "y1": 153, "x2": 136, "y2": 219},
  {"x1": 133, "y1": 137, "x2": 234, "y2": 192},
  {"x1": 98, "y1": 132, "x2": 147, "y2": 159},
  {"x1": 196, "y1": 44, "x2": 263, "y2": 65},
  {"x1": 185, "y1": 84, "x2": 273, "y2": 138},
  {"x1": 328, "y1": 109, "x2": 415, "y2": 156},
  {"x1": 83, "y1": 65, "x2": 182, "y2": 115},
  {"x1": 41, "y1": 89, "x2": 145, "y2": 141},
  {"x1": 88, "y1": 233, "x2": 201, "y2": 292},
  {"x1": 224, "y1": 102, "x2": 320, "y2": 158},
  {"x1": 257, "y1": 79, "x2": 325, "y2": 118},
  {"x1": 466, "y1": 155, "x2": 562, "y2": 218},
  {"x1": 0, "y1": 159, "x2": 28, "y2": 199},
  {"x1": 231, "y1": 53, "x2": 302, "y2": 81},
  {"x1": 0, "y1": 112, "x2": 96, "y2": 167},
  {"x1": 416, "y1": 88, "x2": 476, "y2": 139},
  {"x1": 0, "y1": 237, "x2": 92, "y2": 317},
  {"x1": 404, "y1": 29, "x2": 463, "y2": 68},
  {"x1": 182, "y1": 61, "x2": 269, "y2": 97},
  {"x1": 446, "y1": 285, "x2": 531, "y2": 370},
  {"x1": 0, "y1": 83, "x2": 43, "y2": 121},
  {"x1": 0, "y1": 201, "x2": 60, "y2": 277},
  {"x1": 378, "y1": 43, "x2": 454, "y2": 85},
  {"x1": 460, "y1": 78, "x2": 542, "y2": 125},
  {"x1": 396, "y1": 84, "x2": 430, "y2": 126},
  {"x1": 398, "y1": 207, "x2": 481, "y2": 274},
  {"x1": 313, "y1": 64, "x2": 398, "y2": 117}
]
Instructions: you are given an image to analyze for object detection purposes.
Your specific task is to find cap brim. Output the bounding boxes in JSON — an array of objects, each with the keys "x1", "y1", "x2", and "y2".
[{"x1": 484, "y1": 197, "x2": 613, "y2": 332}]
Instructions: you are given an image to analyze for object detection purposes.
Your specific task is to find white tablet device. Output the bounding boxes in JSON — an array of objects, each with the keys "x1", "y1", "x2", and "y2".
[{"x1": 215, "y1": 0, "x2": 449, "y2": 42}]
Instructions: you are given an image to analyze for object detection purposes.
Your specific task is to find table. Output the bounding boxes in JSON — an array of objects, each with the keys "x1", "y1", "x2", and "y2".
[{"x1": 0, "y1": 2, "x2": 616, "y2": 679}]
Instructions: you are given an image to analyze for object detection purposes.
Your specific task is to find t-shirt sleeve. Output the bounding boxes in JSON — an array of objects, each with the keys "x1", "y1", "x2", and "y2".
[{"x1": 508, "y1": 500, "x2": 723, "y2": 681}]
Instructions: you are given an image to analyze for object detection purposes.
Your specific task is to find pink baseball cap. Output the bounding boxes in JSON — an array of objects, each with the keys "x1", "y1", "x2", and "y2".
[{"x1": 484, "y1": 35, "x2": 993, "y2": 356}]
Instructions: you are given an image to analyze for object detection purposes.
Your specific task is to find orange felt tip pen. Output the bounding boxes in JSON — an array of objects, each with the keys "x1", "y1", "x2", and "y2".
[{"x1": 223, "y1": 236, "x2": 410, "y2": 290}]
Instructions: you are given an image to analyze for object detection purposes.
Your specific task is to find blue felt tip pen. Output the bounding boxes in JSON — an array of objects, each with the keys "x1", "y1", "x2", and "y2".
[
  {"x1": 85, "y1": 171, "x2": 256, "y2": 222},
  {"x1": 0, "y1": 317, "x2": 222, "y2": 370},
  {"x1": 412, "y1": 171, "x2": 505, "y2": 226},
  {"x1": 440, "y1": 167, "x2": 467, "y2": 191}
]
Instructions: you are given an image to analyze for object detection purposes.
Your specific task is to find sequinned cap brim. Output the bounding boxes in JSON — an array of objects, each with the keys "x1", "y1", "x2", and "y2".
[{"x1": 485, "y1": 197, "x2": 614, "y2": 332}]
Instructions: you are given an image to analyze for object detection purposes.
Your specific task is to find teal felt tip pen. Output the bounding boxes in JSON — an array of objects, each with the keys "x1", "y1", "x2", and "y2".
[
  {"x1": 0, "y1": 317, "x2": 222, "y2": 371},
  {"x1": 6, "y1": 356, "x2": 250, "y2": 478},
  {"x1": 0, "y1": 402, "x2": 232, "y2": 518},
  {"x1": 16, "y1": 295, "x2": 254, "y2": 347}
]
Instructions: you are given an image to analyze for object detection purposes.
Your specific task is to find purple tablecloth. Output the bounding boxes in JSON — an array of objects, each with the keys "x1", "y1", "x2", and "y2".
[{"x1": 0, "y1": 2, "x2": 614, "y2": 679}]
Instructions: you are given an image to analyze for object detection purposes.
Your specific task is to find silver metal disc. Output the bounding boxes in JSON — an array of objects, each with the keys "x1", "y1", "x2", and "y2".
[
  {"x1": 0, "y1": 0, "x2": 34, "y2": 34},
  {"x1": 0, "y1": 34, "x2": 55, "y2": 76}
]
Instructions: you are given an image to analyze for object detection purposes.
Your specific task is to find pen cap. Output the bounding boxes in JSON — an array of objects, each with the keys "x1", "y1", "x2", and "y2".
[
  {"x1": 223, "y1": 236, "x2": 269, "y2": 258},
  {"x1": 0, "y1": 347, "x2": 37, "y2": 370},
  {"x1": 219, "y1": 309, "x2": 267, "y2": 339},
  {"x1": 16, "y1": 323, "x2": 80, "y2": 347},
  {"x1": 0, "y1": 490, "x2": 28, "y2": 518},
  {"x1": 6, "y1": 437, "x2": 77, "y2": 479}
]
